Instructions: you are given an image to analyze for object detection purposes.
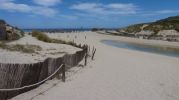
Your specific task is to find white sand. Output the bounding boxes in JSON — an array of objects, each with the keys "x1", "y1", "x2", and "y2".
[
  {"x1": 0, "y1": 34, "x2": 81, "y2": 64},
  {"x1": 12, "y1": 32, "x2": 179, "y2": 100}
]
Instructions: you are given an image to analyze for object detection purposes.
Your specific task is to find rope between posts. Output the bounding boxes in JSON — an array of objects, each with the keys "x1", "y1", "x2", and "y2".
[{"x1": 0, "y1": 64, "x2": 64, "y2": 92}]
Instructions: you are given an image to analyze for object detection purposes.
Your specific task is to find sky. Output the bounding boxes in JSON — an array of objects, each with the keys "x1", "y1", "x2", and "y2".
[{"x1": 0, "y1": 0, "x2": 179, "y2": 29}]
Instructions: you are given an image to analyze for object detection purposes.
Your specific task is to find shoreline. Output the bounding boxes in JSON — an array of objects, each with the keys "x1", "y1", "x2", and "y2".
[
  {"x1": 100, "y1": 39, "x2": 179, "y2": 50},
  {"x1": 97, "y1": 32, "x2": 179, "y2": 49}
]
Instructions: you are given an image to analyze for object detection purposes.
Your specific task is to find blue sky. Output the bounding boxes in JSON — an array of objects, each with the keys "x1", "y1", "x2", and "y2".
[{"x1": 0, "y1": 0, "x2": 179, "y2": 28}]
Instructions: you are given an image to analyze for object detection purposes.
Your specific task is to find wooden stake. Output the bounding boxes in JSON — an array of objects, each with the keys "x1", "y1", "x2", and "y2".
[
  {"x1": 84, "y1": 53, "x2": 87, "y2": 66},
  {"x1": 92, "y1": 48, "x2": 96, "y2": 60},
  {"x1": 62, "y1": 64, "x2": 65, "y2": 82}
]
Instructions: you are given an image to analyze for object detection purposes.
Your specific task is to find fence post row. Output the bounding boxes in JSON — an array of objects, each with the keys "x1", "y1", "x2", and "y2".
[{"x1": 0, "y1": 43, "x2": 95, "y2": 100}]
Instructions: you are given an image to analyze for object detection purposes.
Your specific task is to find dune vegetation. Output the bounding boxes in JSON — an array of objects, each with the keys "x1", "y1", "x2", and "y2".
[
  {"x1": 121, "y1": 16, "x2": 179, "y2": 34},
  {"x1": 0, "y1": 42, "x2": 41, "y2": 53}
]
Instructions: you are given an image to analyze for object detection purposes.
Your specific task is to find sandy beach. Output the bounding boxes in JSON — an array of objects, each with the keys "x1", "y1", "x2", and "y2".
[{"x1": 12, "y1": 32, "x2": 179, "y2": 100}]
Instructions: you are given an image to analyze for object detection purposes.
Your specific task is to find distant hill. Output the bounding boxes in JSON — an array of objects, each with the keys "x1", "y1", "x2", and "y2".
[
  {"x1": 0, "y1": 20, "x2": 24, "y2": 40},
  {"x1": 120, "y1": 15, "x2": 179, "y2": 35},
  {"x1": 158, "y1": 16, "x2": 179, "y2": 22},
  {"x1": 0, "y1": 20, "x2": 6, "y2": 24}
]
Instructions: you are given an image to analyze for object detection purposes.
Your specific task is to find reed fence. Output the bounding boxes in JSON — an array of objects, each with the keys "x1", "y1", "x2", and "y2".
[{"x1": 0, "y1": 44, "x2": 90, "y2": 100}]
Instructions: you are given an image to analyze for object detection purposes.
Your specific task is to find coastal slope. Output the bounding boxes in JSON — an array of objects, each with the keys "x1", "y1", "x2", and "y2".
[{"x1": 119, "y1": 15, "x2": 179, "y2": 36}]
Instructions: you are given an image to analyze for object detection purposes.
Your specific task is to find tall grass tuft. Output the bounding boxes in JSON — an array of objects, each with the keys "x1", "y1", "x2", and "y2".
[
  {"x1": 31, "y1": 31, "x2": 84, "y2": 49},
  {"x1": 32, "y1": 31, "x2": 52, "y2": 42},
  {"x1": 0, "y1": 42, "x2": 42, "y2": 53}
]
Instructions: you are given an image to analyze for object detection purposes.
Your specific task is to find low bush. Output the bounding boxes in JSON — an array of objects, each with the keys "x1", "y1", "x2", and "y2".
[
  {"x1": 31, "y1": 31, "x2": 83, "y2": 49},
  {"x1": 32, "y1": 31, "x2": 52, "y2": 42},
  {"x1": 91, "y1": 28, "x2": 98, "y2": 32},
  {"x1": 0, "y1": 42, "x2": 42, "y2": 53},
  {"x1": 0, "y1": 42, "x2": 6, "y2": 49},
  {"x1": 9, "y1": 44, "x2": 42, "y2": 53}
]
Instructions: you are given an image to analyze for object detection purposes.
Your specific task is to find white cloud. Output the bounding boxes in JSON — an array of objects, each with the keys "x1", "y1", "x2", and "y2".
[
  {"x1": 107, "y1": 3, "x2": 137, "y2": 11},
  {"x1": 142, "y1": 9, "x2": 179, "y2": 16},
  {"x1": 71, "y1": 3, "x2": 138, "y2": 15},
  {"x1": 0, "y1": 2, "x2": 32, "y2": 12},
  {"x1": 156, "y1": 9, "x2": 179, "y2": 14},
  {"x1": 33, "y1": 0, "x2": 62, "y2": 6},
  {"x1": 33, "y1": 7, "x2": 57, "y2": 17},
  {"x1": 0, "y1": 0, "x2": 57, "y2": 17},
  {"x1": 59, "y1": 15, "x2": 78, "y2": 20},
  {"x1": 71, "y1": 3, "x2": 99, "y2": 10}
]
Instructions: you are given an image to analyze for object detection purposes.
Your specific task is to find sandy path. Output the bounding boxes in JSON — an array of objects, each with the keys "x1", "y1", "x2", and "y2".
[{"x1": 12, "y1": 32, "x2": 179, "y2": 100}]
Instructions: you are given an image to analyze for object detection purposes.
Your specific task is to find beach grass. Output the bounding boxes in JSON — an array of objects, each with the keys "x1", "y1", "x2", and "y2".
[
  {"x1": 31, "y1": 31, "x2": 82, "y2": 48},
  {"x1": 0, "y1": 42, "x2": 42, "y2": 53},
  {"x1": 32, "y1": 31, "x2": 52, "y2": 42}
]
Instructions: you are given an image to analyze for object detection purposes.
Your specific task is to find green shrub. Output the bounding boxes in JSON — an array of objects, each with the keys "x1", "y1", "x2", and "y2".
[
  {"x1": 91, "y1": 28, "x2": 98, "y2": 32},
  {"x1": 31, "y1": 31, "x2": 70, "y2": 44},
  {"x1": 32, "y1": 31, "x2": 52, "y2": 42},
  {"x1": 124, "y1": 24, "x2": 143, "y2": 33},
  {"x1": 174, "y1": 24, "x2": 179, "y2": 32},
  {"x1": 0, "y1": 42, "x2": 42, "y2": 53},
  {"x1": 31, "y1": 31, "x2": 83, "y2": 49},
  {"x1": 9, "y1": 44, "x2": 42, "y2": 53},
  {"x1": 0, "y1": 42, "x2": 6, "y2": 49}
]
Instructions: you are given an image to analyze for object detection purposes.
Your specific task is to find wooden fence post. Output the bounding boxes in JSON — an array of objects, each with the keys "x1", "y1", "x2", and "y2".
[
  {"x1": 84, "y1": 53, "x2": 87, "y2": 66},
  {"x1": 88, "y1": 45, "x2": 90, "y2": 55},
  {"x1": 62, "y1": 64, "x2": 65, "y2": 82},
  {"x1": 92, "y1": 48, "x2": 96, "y2": 60}
]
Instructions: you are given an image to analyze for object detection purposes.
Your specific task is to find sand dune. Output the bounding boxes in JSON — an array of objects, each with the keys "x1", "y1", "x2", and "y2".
[{"x1": 0, "y1": 34, "x2": 80, "y2": 64}]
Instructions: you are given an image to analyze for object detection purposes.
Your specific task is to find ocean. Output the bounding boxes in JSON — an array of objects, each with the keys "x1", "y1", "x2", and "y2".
[{"x1": 23, "y1": 28, "x2": 92, "y2": 33}]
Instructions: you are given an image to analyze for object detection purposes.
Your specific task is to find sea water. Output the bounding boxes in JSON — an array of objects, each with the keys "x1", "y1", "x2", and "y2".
[{"x1": 101, "y1": 40, "x2": 179, "y2": 58}]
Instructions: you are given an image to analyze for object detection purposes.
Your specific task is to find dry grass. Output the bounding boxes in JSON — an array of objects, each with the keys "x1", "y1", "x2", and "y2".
[
  {"x1": 0, "y1": 42, "x2": 42, "y2": 53},
  {"x1": 31, "y1": 31, "x2": 83, "y2": 48},
  {"x1": 32, "y1": 31, "x2": 52, "y2": 42}
]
